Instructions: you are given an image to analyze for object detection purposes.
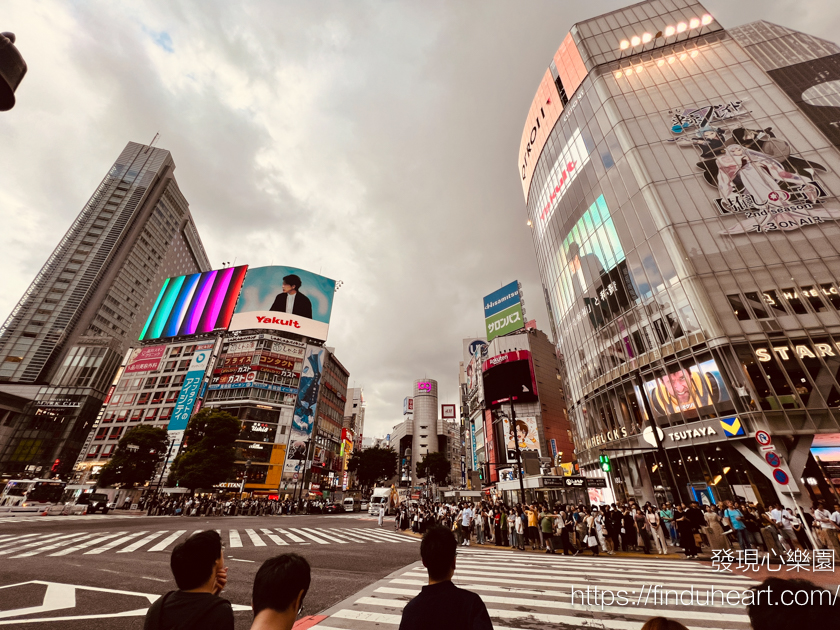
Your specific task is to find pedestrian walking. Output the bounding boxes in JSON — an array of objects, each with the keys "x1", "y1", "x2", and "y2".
[
  {"x1": 378, "y1": 504, "x2": 385, "y2": 527},
  {"x1": 646, "y1": 506, "x2": 668, "y2": 555}
]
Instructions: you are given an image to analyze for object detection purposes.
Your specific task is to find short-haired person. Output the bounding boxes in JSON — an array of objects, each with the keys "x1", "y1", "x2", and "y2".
[
  {"x1": 250, "y1": 554, "x2": 311, "y2": 630},
  {"x1": 144, "y1": 530, "x2": 233, "y2": 630},
  {"x1": 747, "y1": 577, "x2": 839, "y2": 628},
  {"x1": 640, "y1": 618, "x2": 689, "y2": 630},
  {"x1": 269, "y1": 274, "x2": 313, "y2": 319},
  {"x1": 399, "y1": 525, "x2": 492, "y2": 630}
]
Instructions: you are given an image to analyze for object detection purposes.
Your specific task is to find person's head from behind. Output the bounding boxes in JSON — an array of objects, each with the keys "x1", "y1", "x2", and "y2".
[
  {"x1": 640, "y1": 618, "x2": 689, "y2": 630},
  {"x1": 252, "y1": 554, "x2": 311, "y2": 626},
  {"x1": 748, "y1": 577, "x2": 838, "y2": 629},
  {"x1": 420, "y1": 526, "x2": 457, "y2": 584},
  {"x1": 170, "y1": 530, "x2": 223, "y2": 591}
]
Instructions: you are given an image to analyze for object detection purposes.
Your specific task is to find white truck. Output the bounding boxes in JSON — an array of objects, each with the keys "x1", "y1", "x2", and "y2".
[{"x1": 368, "y1": 487, "x2": 397, "y2": 516}]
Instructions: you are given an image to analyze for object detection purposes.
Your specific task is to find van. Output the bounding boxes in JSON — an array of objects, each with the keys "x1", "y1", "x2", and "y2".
[
  {"x1": 75, "y1": 492, "x2": 110, "y2": 514},
  {"x1": 343, "y1": 497, "x2": 360, "y2": 512}
]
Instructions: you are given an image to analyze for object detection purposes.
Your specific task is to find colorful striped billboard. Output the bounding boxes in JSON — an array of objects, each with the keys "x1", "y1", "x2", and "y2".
[{"x1": 139, "y1": 266, "x2": 248, "y2": 341}]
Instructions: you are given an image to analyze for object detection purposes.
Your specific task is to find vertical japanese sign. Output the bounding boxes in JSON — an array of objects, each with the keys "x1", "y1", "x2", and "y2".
[
  {"x1": 169, "y1": 342, "x2": 214, "y2": 432},
  {"x1": 283, "y1": 346, "x2": 325, "y2": 475}
]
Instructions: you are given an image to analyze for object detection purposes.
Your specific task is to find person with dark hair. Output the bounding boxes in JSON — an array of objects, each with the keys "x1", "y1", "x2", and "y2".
[
  {"x1": 250, "y1": 554, "x2": 311, "y2": 630},
  {"x1": 144, "y1": 530, "x2": 232, "y2": 630},
  {"x1": 399, "y1": 525, "x2": 492, "y2": 630},
  {"x1": 269, "y1": 274, "x2": 313, "y2": 319},
  {"x1": 640, "y1": 617, "x2": 689, "y2": 630},
  {"x1": 747, "y1": 577, "x2": 839, "y2": 628}
]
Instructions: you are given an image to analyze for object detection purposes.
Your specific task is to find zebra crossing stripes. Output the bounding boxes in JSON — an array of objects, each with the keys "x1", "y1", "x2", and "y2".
[
  {"x1": 149, "y1": 530, "x2": 187, "y2": 552},
  {"x1": 310, "y1": 548, "x2": 758, "y2": 630},
  {"x1": 1, "y1": 527, "x2": 415, "y2": 558}
]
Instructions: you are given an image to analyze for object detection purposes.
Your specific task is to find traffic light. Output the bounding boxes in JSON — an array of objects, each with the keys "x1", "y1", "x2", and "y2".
[
  {"x1": 478, "y1": 467, "x2": 484, "y2": 481},
  {"x1": 599, "y1": 454, "x2": 611, "y2": 472},
  {"x1": 51, "y1": 459, "x2": 60, "y2": 473}
]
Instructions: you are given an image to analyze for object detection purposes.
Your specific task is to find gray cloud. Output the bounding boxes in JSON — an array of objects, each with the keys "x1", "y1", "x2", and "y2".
[{"x1": 2, "y1": 1, "x2": 838, "y2": 437}]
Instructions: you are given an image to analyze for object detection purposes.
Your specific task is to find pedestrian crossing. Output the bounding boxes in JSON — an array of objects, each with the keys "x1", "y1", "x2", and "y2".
[
  {"x1": 311, "y1": 548, "x2": 759, "y2": 630},
  {"x1": 0, "y1": 526, "x2": 417, "y2": 558}
]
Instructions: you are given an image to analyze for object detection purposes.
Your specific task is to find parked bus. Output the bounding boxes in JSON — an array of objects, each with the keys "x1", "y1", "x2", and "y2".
[{"x1": 0, "y1": 479, "x2": 66, "y2": 508}]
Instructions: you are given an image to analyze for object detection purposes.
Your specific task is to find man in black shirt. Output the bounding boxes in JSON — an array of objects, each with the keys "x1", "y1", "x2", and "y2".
[
  {"x1": 144, "y1": 530, "x2": 233, "y2": 630},
  {"x1": 399, "y1": 525, "x2": 493, "y2": 630},
  {"x1": 250, "y1": 554, "x2": 311, "y2": 630}
]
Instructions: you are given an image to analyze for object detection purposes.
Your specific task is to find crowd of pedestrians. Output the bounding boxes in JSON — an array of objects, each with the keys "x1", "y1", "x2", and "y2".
[
  {"x1": 393, "y1": 496, "x2": 840, "y2": 559},
  {"x1": 142, "y1": 496, "x2": 328, "y2": 517}
]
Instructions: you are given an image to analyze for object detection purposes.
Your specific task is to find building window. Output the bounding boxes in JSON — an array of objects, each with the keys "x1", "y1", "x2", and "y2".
[
  {"x1": 138, "y1": 392, "x2": 150, "y2": 405},
  {"x1": 109, "y1": 427, "x2": 123, "y2": 439},
  {"x1": 160, "y1": 407, "x2": 173, "y2": 421},
  {"x1": 87, "y1": 446, "x2": 100, "y2": 458},
  {"x1": 116, "y1": 411, "x2": 128, "y2": 422},
  {"x1": 94, "y1": 427, "x2": 108, "y2": 440},
  {"x1": 144, "y1": 408, "x2": 159, "y2": 421},
  {"x1": 101, "y1": 444, "x2": 115, "y2": 458}
]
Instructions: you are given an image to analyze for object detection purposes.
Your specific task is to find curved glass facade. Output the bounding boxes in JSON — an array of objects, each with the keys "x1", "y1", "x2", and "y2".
[{"x1": 521, "y1": 0, "x2": 840, "y2": 506}]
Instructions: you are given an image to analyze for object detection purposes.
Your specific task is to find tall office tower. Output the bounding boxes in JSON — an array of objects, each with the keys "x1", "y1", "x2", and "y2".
[
  {"x1": 411, "y1": 378, "x2": 438, "y2": 484},
  {"x1": 0, "y1": 141, "x2": 211, "y2": 476}
]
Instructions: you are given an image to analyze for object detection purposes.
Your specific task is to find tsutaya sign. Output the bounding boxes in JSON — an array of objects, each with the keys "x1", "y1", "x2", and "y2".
[{"x1": 755, "y1": 341, "x2": 840, "y2": 362}]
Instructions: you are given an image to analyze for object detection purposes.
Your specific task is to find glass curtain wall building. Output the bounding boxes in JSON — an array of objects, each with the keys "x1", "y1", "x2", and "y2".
[
  {"x1": 0, "y1": 142, "x2": 210, "y2": 477},
  {"x1": 519, "y1": 0, "x2": 840, "y2": 507}
]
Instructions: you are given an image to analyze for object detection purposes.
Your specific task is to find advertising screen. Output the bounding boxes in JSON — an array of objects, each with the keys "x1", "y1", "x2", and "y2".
[
  {"x1": 283, "y1": 346, "x2": 325, "y2": 474},
  {"x1": 496, "y1": 407, "x2": 541, "y2": 462},
  {"x1": 140, "y1": 266, "x2": 248, "y2": 341},
  {"x1": 481, "y1": 350, "x2": 538, "y2": 406},
  {"x1": 641, "y1": 359, "x2": 731, "y2": 421},
  {"x1": 483, "y1": 281, "x2": 525, "y2": 342},
  {"x1": 230, "y1": 266, "x2": 336, "y2": 341}
]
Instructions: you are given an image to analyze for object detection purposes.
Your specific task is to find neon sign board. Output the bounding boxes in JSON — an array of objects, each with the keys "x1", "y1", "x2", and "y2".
[{"x1": 417, "y1": 382, "x2": 432, "y2": 393}]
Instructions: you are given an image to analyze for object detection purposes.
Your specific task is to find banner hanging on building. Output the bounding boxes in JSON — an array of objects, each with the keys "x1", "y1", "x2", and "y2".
[
  {"x1": 168, "y1": 342, "x2": 214, "y2": 431},
  {"x1": 283, "y1": 346, "x2": 325, "y2": 474}
]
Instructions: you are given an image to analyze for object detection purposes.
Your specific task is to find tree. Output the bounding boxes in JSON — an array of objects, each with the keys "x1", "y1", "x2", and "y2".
[
  {"x1": 98, "y1": 425, "x2": 168, "y2": 488},
  {"x1": 416, "y1": 451, "x2": 450, "y2": 485},
  {"x1": 169, "y1": 409, "x2": 240, "y2": 491},
  {"x1": 347, "y1": 446, "x2": 397, "y2": 487}
]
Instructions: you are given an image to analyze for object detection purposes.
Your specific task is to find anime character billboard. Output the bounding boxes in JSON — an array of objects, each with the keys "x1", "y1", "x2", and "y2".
[
  {"x1": 494, "y1": 407, "x2": 540, "y2": 463},
  {"x1": 667, "y1": 100, "x2": 840, "y2": 234}
]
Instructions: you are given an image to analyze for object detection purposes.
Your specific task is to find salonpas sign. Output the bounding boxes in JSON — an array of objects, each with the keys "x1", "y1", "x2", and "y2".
[{"x1": 483, "y1": 281, "x2": 525, "y2": 342}]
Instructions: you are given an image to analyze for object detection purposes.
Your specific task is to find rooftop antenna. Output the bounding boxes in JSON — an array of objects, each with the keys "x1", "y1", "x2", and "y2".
[{"x1": 144, "y1": 132, "x2": 160, "y2": 153}]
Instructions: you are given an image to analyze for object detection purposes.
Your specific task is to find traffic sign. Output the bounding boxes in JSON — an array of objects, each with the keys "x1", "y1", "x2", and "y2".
[
  {"x1": 772, "y1": 469, "x2": 789, "y2": 485},
  {"x1": 293, "y1": 473, "x2": 299, "y2": 480},
  {"x1": 765, "y1": 452, "x2": 781, "y2": 468},
  {"x1": 759, "y1": 444, "x2": 776, "y2": 453},
  {"x1": 755, "y1": 430, "x2": 771, "y2": 446}
]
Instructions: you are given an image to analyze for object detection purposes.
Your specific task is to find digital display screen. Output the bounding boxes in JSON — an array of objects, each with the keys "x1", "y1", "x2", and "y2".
[
  {"x1": 140, "y1": 266, "x2": 248, "y2": 341},
  {"x1": 482, "y1": 351, "x2": 538, "y2": 406}
]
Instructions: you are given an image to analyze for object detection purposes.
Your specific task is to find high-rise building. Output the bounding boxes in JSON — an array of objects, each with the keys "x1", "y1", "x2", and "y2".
[
  {"x1": 0, "y1": 141, "x2": 210, "y2": 476},
  {"x1": 411, "y1": 378, "x2": 438, "y2": 485},
  {"x1": 518, "y1": 0, "x2": 840, "y2": 508}
]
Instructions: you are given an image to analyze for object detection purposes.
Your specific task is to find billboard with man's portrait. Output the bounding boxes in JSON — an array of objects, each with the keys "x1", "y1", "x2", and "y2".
[{"x1": 229, "y1": 266, "x2": 336, "y2": 341}]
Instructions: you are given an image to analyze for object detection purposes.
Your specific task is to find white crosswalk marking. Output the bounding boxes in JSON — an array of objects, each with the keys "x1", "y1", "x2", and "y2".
[
  {"x1": 275, "y1": 528, "x2": 306, "y2": 543},
  {"x1": 149, "y1": 530, "x2": 187, "y2": 552},
  {"x1": 288, "y1": 527, "x2": 330, "y2": 545},
  {"x1": 11, "y1": 532, "x2": 98, "y2": 558},
  {"x1": 245, "y1": 529, "x2": 266, "y2": 547},
  {"x1": 49, "y1": 531, "x2": 128, "y2": 556},
  {"x1": 260, "y1": 528, "x2": 287, "y2": 545},
  {"x1": 85, "y1": 531, "x2": 148, "y2": 555},
  {"x1": 0, "y1": 532, "x2": 80, "y2": 556},
  {"x1": 311, "y1": 548, "x2": 758, "y2": 630},
  {"x1": 0, "y1": 525, "x2": 415, "y2": 557},
  {"x1": 117, "y1": 530, "x2": 169, "y2": 553}
]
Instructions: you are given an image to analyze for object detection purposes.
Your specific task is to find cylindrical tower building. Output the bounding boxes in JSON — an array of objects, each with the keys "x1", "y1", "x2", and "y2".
[{"x1": 411, "y1": 378, "x2": 438, "y2": 484}]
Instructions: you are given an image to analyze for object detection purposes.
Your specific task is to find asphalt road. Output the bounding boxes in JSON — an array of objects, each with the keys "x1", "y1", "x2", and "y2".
[{"x1": 0, "y1": 511, "x2": 419, "y2": 629}]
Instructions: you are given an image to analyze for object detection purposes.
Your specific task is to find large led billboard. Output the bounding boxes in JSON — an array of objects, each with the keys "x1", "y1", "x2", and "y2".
[
  {"x1": 639, "y1": 359, "x2": 731, "y2": 421},
  {"x1": 483, "y1": 281, "x2": 524, "y2": 342},
  {"x1": 140, "y1": 266, "x2": 248, "y2": 341},
  {"x1": 229, "y1": 266, "x2": 336, "y2": 341},
  {"x1": 481, "y1": 350, "x2": 538, "y2": 406}
]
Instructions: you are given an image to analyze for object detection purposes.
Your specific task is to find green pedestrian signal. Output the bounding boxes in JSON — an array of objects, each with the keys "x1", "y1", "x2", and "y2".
[{"x1": 599, "y1": 454, "x2": 611, "y2": 472}]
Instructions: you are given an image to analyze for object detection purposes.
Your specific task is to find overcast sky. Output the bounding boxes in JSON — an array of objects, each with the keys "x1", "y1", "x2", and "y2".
[{"x1": 2, "y1": 1, "x2": 838, "y2": 438}]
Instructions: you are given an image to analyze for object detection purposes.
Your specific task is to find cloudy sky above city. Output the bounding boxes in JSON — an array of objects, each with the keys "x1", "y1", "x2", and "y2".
[{"x1": 2, "y1": 0, "x2": 838, "y2": 437}]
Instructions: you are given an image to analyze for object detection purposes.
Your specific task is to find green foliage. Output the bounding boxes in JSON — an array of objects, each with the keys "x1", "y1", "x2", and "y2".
[
  {"x1": 347, "y1": 446, "x2": 397, "y2": 486},
  {"x1": 168, "y1": 409, "x2": 240, "y2": 490},
  {"x1": 98, "y1": 425, "x2": 168, "y2": 488},
  {"x1": 416, "y1": 451, "x2": 450, "y2": 485}
]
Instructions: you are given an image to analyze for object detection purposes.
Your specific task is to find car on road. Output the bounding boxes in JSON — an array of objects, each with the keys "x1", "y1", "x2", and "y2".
[
  {"x1": 73, "y1": 492, "x2": 110, "y2": 514},
  {"x1": 323, "y1": 502, "x2": 343, "y2": 514},
  {"x1": 360, "y1": 500, "x2": 369, "y2": 511}
]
